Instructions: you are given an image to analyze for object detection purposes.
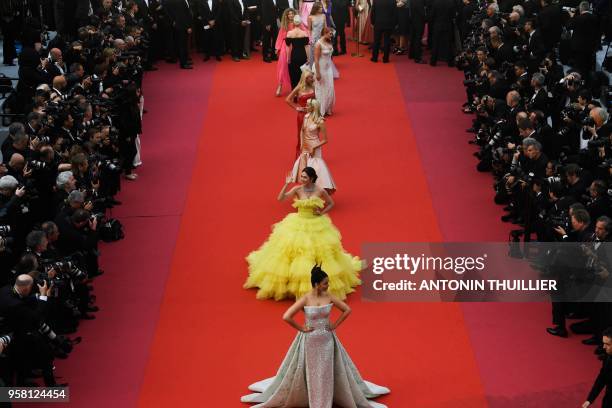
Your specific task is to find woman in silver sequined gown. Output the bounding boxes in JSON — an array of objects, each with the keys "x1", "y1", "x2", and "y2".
[{"x1": 241, "y1": 267, "x2": 390, "y2": 408}]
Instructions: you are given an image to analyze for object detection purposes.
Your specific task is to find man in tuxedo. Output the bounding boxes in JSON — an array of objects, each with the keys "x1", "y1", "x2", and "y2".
[
  {"x1": 537, "y1": 0, "x2": 562, "y2": 52},
  {"x1": 548, "y1": 208, "x2": 593, "y2": 337},
  {"x1": 0, "y1": 0, "x2": 21, "y2": 66},
  {"x1": 522, "y1": 19, "x2": 545, "y2": 73},
  {"x1": 165, "y1": 0, "x2": 195, "y2": 69},
  {"x1": 332, "y1": 0, "x2": 350, "y2": 55},
  {"x1": 370, "y1": 0, "x2": 398, "y2": 63},
  {"x1": 583, "y1": 327, "x2": 612, "y2": 407},
  {"x1": 528, "y1": 73, "x2": 550, "y2": 114},
  {"x1": 228, "y1": 0, "x2": 251, "y2": 61},
  {"x1": 261, "y1": 0, "x2": 288, "y2": 62},
  {"x1": 75, "y1": 1, "x2": 94, "y2": 28},
  {"x1": 408, "y1": 0, "x2": 427, "y2": 63},
  {"x1": 195, "y1": 0, "x2": 224, "y2": 60},
  {"x1": 567, "y1": 2, "x2": 600, "y2": 78},
  {"x1": 135, "y1": 0, "x2": 163, "y2": 67},
  {"x1": 428, "y1": 0, "x2": 456, "y2": 66}
]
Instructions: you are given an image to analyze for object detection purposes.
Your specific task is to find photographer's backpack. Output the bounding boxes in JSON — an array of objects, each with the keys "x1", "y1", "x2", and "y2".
[{"x1": 99, "y1": 218, "x2": 125, "y2": 242}]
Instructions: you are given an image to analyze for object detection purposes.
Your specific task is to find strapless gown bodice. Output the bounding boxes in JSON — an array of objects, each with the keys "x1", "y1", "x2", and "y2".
[
  {"x1": 241, "y1": 303, "x2": 390, "y2": 407},
  {"x1": 293, "y1": 196, "x2": 325, "y2": 218}
]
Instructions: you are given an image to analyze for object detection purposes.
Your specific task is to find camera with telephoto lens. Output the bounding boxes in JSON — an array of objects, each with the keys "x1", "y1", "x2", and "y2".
[
  {"x1": 548, "y1": 213, "x2": 571, "y2": 231},
  {"x1": 98, "y1": 159, "x2": 121, "y2": 173},
  {"x1": 90, "y1": 212, "x2": 105, "y2": 223},
  {"x1": 27, "y1": 160, "x2": 48, "y2": 171},
  {"x1": 565, "y1": 77, "x2": 585, "y2": 88},
  {"x1": 0, "y1": 225, "x2": 13, "y2": 248}
]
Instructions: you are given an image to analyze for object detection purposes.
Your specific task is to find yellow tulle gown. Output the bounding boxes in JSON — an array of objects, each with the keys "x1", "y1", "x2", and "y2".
[{"x1": 245, "y1": 196, "x2": 362, "y2": 300}]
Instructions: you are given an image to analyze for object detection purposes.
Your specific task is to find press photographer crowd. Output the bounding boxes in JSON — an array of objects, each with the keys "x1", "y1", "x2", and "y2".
[
  {"x1": 454, "y1": 0, "x2": 612, "y2": 376},
  {"x1": 0, "y1": 0, "x2": 159, "y2": 391}
]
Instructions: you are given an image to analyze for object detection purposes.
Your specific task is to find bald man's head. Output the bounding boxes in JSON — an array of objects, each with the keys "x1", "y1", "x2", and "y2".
[
  {"x1": 15, "y1": 274, "x2": 34, "y2": 296},
  {"x1": 8, "y1": 153, "x2": 25, "y2": 171},
  {"x1": 53, "y1": 75, "x2": 67, "y2": 90},
  {"x1": 50, "y1": 48, "x2": 62, "y2": 61}
]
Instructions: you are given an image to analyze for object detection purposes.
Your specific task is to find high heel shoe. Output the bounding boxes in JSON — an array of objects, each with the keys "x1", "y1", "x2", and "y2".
[{"x1": 275, "y1": 85, "x2": 282, "y2": 97}]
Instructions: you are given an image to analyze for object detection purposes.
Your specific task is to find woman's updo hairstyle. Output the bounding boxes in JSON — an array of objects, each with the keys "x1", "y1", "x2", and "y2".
[
  {"x1": 311, "y1": 265, "x2": 328, "y2": 287},
  {"x1": 302, "y1": 167, "x2": 318, "y2": 183}
]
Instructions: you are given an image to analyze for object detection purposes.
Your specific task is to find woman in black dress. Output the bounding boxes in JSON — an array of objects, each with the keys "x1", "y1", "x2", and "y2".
[{"x1": 285, "y1": 15, "x2": 310, "y2": 89}]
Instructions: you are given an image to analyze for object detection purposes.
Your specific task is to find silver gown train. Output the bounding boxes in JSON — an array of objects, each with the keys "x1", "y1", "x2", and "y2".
[{"x1": 241, "y1": 304, "x2": 390, "y2": 407}]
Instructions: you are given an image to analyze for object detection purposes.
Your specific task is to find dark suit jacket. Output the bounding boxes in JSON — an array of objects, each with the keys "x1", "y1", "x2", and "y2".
[
  {"x1": 409, "y1": 0, "x2": 426, "y2": 27},
  {"x1": 166, "y1": 0, "x2": 194, "y2": 29},
  {"x1": 538, "y1": 4, "x2": 562, "y2": 49},
  {"x1": 526, "y1": 29, "x2": 545, "y2": 60},
  {"x1": 529, "y1": 87, "x2": 550, "y2": 113},
  {"x1": 587, "y1": 197, "x2": 611, "y2": 222},
  {"x1": 331, "y1": 0, "x2": 350, "y2": 26},
  {"x1": 228, "y1": 0, "x2": 248, "y2": 25},
  {"x1": 587, "y1": 355, "x2": 612, "y2": 406},
  {"x1": 568, "y1": 12, "x2": 600, "y2": 53},
  {"x1": 0, "y1": 285, "x2": 48, "y2": 338},
  {"x1": 196, "y1": 0, "x2": 223, "y2": 24},
  {"x1": 261, "y1": 0, "x2": 289, "y2": 27},
  {"x1": 494, "y1": 42, "x2": 516, "y2": 65},
  {"x1": 429, "y1": 0, "x2": 456, "y2": 33},
  {"x1": 459, "y1": 1, "x2": 477, "y2": 36},
  {"x1": 371, "y1": 0, "x2": 398, "y2": 30}
]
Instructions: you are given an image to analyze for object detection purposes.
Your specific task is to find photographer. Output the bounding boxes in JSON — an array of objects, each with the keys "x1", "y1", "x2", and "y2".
[
  {"x1": 567, "y1": 2, "x2": 601, "y2": 78},
  {"x1": 56, "y1": 209, "x2": 101, "y2": 279},
  {"x1": 0, "y1": 274, "x2": 69, "y2": 386},
  {"x1": 547, "y1": 208, "x2": 593, "y2": 337}
]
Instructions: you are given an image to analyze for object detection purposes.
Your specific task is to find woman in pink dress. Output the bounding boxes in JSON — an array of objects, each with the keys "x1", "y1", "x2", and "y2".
[
  {"x1": 298, "y1": 0, "x2": 316, "y2": 29},
  {"x1": 275, "y1": 8, "x2": 297, "y2": 96},
  {"x1": 290, "y1": 98, "x2": 336, "y2": 194},
  {"x1": 286, "y1": 69, "x2": 316, "y2": 159}
]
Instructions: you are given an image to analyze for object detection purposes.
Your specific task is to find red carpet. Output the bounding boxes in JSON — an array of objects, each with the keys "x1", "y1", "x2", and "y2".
[
  {"x1": 138, "y1": 52, "x2": 487, "y2": 406},
  {"x1": 33, "y1": 45, "x2": 600, "y2": 407}
]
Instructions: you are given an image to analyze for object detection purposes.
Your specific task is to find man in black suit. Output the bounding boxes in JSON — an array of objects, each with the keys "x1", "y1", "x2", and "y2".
[
  {"x1": 261, "y1": 0, "x2": 288, "y2": 62},
  {"x1": 332, "y1": 0, "x2": 350, "y2": 55},
  {"x1": 537, "y1": 0, "x2": 562, "y2": 52},
  {"x1": 195, "y1": 0, "x2": 224, "y2": 60},
  {"x1": 587, "y1": 182, "x2": 611, "y2": 222},
  {"x1": 428, "y1": 0, "x2": 456, "y2": 66},
  {"x1": 165, "y1": 0, "x2": 195, "y2": 69},
  {"x1": 567, "y1": 2, "x2": 600, "y2": 78},
  {"x1": 0, "y1": 274, "x2": 62, "y2": 386},
  {"x1": 135, "y1": 0, "x2": 163, "y2": 66},
  {"x1": 228, "y1": 0, "x2": 251, "y2": 61},
  {"x1": 74, "y1": 0, "x2": 93, "y2": 31},
  {"x1": 0, "y1": 1, "x2": 21, "y2": 65},
  {"x1": 583, "y1": 327, "x2": 612, "y2": 407},
  {"x1": 458, "y1": 0, "x2": 477, "y2": 44},
  {"x1": 408, "y1": 0, "x2": 427, "y2": 63},
  {"x1": 370, "y1": 0, "x2": 398, "y2": 63},
  {"x1": 522, "y1": 19, "x2": 545, "y2": 72},
  {"x1": 548, "y1": 208, "x2": 593, "y2": 338}
]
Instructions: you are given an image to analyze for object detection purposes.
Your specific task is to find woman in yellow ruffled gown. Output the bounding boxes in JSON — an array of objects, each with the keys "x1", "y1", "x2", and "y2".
[{"x1": 244, "y1": 167, "x2": 362, "y2": 301}]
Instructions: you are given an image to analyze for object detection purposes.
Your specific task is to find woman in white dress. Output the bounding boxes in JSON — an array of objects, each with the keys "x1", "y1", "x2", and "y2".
[
  {"x1": 308, "y1": 2, "x2": 327, "y2": 65},
  {"x1": 291, "y1": 98, "x2": 336, "y2": 193},
  {"x1": 241, "y1": 266, "x2": 390, "y2": 407},
  {"x1": 313, "y1": 26, "x2": 336, "y2": 116}
]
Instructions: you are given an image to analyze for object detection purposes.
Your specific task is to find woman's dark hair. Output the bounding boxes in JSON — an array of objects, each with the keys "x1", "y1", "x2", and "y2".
[
  {"x1": 302, "y1": 167, "x2": 318, "y2": 183},
  {"x1": 311, "y1": 265, "x2": 328, "y2": 287}
]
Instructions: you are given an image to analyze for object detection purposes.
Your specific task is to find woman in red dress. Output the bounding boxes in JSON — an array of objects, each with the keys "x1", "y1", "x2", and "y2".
[{"x1": 285, "y1": 69, "x2": 315, "y2": 159}]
